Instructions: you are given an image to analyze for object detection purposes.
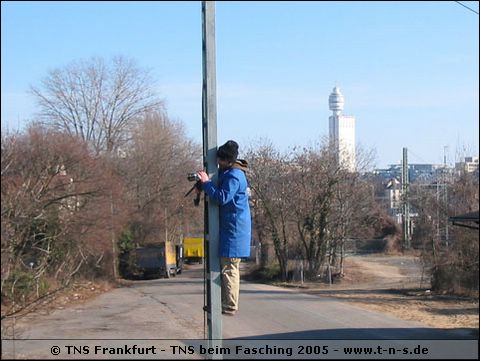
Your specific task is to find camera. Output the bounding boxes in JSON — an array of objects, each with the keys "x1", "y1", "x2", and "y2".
[
  {"x1": 185, "y1": 173, "x2": 202, "y2": 207},
  {"x1": 187, "y1": 173, "x2": 200, "y2": 182}
]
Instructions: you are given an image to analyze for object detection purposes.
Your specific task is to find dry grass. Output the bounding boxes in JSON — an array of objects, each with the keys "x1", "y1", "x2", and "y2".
[
  {"x1": 1, "y1": 280, "x2": 115, "y2": 320},
  {"x1": 271, "y1": 254, "x2": 479, "y2": 330}
]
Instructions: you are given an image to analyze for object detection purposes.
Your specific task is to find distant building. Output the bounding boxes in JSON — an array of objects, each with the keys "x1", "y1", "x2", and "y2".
[
  {"x1": 385, "y1": 178, "x2": 402, "y2": 215},
  {"x1": 455, "y1": 156, "x2": 479, "y2": 174},
  {"x1": 328, "y1": 87, "x2": 356, "y2": 172},
  {"x1": 373, "y1": 163, "x2": 448, "y2": 183}
]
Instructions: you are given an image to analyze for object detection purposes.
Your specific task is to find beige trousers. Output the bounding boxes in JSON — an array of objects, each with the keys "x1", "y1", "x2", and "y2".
[{"x1": 220, "y1": 257, "x2": 241, "y2": 311}]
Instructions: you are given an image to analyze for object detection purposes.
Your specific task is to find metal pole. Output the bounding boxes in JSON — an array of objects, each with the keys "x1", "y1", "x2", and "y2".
[
  {"x1": 202, "y1": 0, "x2": 222, "y2": 342},
  {"x1": 443, "y1": 146, "x2": 449, "y2": 247},
  {"x1": 402, "y1": 147, "x2": 410, "y2": 249},
  {"x1": 110, "y1": 191, "x2": 118, "y2": 279},
  {"x1": 165, "y1": 208, "x2": 168, "y2": 243}
]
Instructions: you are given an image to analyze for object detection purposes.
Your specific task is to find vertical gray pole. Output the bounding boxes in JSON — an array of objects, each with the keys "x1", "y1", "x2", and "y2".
[
  {"x1": 401, "y1": 147, "x2": 411, "y2": 249},
  {"x1": 110, "y1": 191, "x2": 118, "y2": 280},
  {"x1": 202, "y1": 0, "x2": 222, "y2": 342},
  {"x1": 443, "y1": 146, "x2": 449, "y2": 247}
]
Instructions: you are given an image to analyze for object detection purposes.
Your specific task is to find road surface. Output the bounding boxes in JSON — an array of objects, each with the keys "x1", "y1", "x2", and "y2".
[{"x1": 1, "y1": 263, "x2": 476, "y2": 359}]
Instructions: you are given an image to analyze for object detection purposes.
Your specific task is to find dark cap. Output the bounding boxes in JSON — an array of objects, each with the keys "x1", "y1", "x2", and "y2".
[{"x1": 217, "y1": 140, "x2": 239, "y2": 163}]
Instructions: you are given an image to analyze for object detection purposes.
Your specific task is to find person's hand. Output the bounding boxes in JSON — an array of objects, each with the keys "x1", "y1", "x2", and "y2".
[{"x1": 196, "y1": 170, "x2": 210, "y2": 183}]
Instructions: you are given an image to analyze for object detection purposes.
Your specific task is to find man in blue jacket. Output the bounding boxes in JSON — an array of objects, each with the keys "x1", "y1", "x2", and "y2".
[{"x1": 197, "y1": 140, "x2": 251, "y2": 316}]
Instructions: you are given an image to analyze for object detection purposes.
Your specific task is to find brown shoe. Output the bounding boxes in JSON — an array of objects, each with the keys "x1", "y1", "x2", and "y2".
[{"x1": 222, "y1": 309, "x2": 236, "y2": 316}]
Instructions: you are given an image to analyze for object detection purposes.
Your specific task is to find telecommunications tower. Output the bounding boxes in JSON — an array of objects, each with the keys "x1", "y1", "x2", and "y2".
[{"x1": 328, "y1": 87, "x2": 356, "y2": 172}]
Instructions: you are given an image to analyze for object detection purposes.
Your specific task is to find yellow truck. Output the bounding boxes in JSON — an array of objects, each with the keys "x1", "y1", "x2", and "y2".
[{"x1": 183, "y1": 237, "x2": 204, "y2": 264}]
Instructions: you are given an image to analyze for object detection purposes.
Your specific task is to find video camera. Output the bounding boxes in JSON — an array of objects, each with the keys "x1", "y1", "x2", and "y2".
[
  {"x1": 185, "y1": 173, "x2": 202, "y2": 206},
  {"x1": 187, "y1": 173, "x2": 200, "y2": 182}
]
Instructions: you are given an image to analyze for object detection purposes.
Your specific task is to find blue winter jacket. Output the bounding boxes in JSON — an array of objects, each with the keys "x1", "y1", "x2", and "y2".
[{"x1": 202, "y1": 167, "x2": 251, "y2": 258}]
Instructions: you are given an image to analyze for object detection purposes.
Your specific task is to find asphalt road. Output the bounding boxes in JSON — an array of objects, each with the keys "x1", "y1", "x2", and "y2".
[{"x1": 1, "y1": 263, "x2": 475, "y2": 359}]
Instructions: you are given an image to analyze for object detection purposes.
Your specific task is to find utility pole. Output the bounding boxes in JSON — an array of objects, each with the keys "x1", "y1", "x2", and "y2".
[
  {"x1": 110, "y1": 190, "x2": 118, "y2": 280},
  {"x1": 443, "y1": 146, "x2": 449, "y2": 247},
  {"x1": 165, "y1": 207, "x2": 168, "y2": 243},
  {"x1": 202, "y1": 0, "x2": 222, "y2": 343},
  {"x1": 401, "y1": 147, "x2": 411, "y2": 249}
]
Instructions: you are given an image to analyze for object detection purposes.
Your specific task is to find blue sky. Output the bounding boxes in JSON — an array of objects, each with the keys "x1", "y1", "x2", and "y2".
[{"x1": 2, "y1": 1, "x2": 479, "y2": 168}]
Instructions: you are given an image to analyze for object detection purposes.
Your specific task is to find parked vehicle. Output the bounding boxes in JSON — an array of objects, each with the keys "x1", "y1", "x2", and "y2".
[
  {"x1": 183, "y1": 237, "x2": 204, "y2": 264},
  {"x1": 123, "y1": 242, "x2": 183, "y2": 279}
]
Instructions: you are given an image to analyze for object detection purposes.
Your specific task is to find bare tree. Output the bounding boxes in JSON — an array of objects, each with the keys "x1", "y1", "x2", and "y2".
[
  {"x1": 287, "y1": 143, "x2": 340, "y2": 279},
  {"x1": 411, "y1": 170, "x2": 479, "y2": 295},
  {"x1": 247, "y1": 139, "x2": 379, "y2": 282},
  {"x1": 1, "y1": 124, "x2": 126, "y2": 316},
  {"x1": 325, "y1": 146, "x2": 382, "y2": 275},
  {"x1": 246, "y1": 141, "x2": 294, "y2": 281},
  {"x1": 30, "y1": 56, "x2": 164, "y2": 154},
  {"x1": 114, "y1": 111, "x2": 202, "y2": 247}
]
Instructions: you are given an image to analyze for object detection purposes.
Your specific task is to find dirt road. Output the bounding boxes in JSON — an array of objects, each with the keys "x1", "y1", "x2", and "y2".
[{"x1": 288, "y1": 254, "x2": 479, "y2": 330}]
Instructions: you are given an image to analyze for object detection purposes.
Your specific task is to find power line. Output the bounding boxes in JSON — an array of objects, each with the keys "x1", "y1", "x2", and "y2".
[{"x1": 454, "y1": 1, "x2": 479, "y2": 15}]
